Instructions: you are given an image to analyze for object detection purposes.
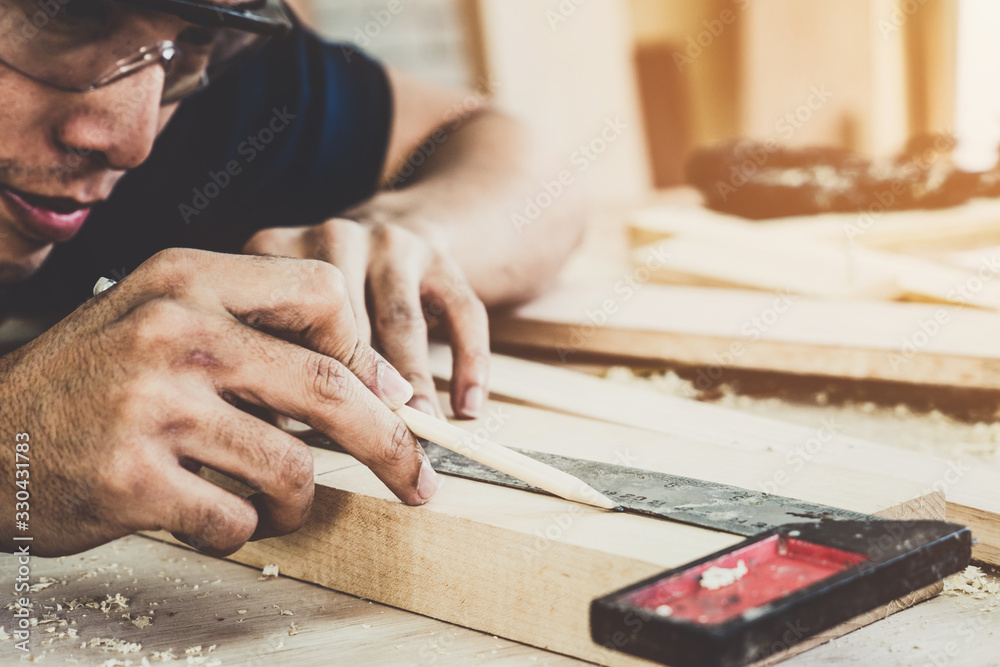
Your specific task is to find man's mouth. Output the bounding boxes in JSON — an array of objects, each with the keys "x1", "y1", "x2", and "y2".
[{"x1": 0, "y1": 186, "x2": 95, "y2": 243}]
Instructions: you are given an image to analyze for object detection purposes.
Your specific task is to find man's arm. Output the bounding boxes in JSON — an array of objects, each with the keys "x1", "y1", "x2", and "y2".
[
  {"x1": 366, "y1": 68, "x2": 585, "y2": 307},
  {"x1": 244, "y1": 67, "x2": 584, "y2": 421}
]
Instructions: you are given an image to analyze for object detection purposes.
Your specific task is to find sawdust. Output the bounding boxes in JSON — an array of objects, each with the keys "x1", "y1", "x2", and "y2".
[
  {"x1": 182, "y1": 644, "x2": 221, "y2": 666},
  {"x1": 129, "y1": 615, "x2": 152, "y2": 629},
  {"x1": 149, "y1": 649, "x2": 179, "y2": 661},
  {"x1": 65, "y1": 593, "x2": 130, "y2": 614},
  {"x1": 83, "y1": 636, "x2": 142, "y2": 654},
  {"x1": 654, "y1": 605, "x2": 673, "y2": 617},
  {"x1": 259, "y1": 564, "x2": 279, "y2": 579},
  {"x1": 700, "y1": 560, "x2": 749, "y2": 590},
  {"x1": 943, "y1": 566, "x2": 1000, "y2": 602},
  {"x1": 601, "y1": 367, "x2": 1000, "y2": 469}
]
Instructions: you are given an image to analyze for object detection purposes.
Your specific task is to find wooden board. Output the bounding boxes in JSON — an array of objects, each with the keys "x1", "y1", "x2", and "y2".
[
  {"x1": 629, "y1": 198, "x2": 1000, "y2": 255},
  {"x1": 148, "y1": 396, "x2": 941, "y2": 666},
  {"x1": 739, "y1": 0, "x2": 908, "y2": 158},
  {"x1": 6, "y1": 534, "x2": 997, "y2": 667},
  {"x1": 628, "y1": 206, "x2": 1000, "y2": 309},
  {"x1": 632, "y1": 237, "x2": 901, "y2": 300},
  {"x1": 488, "y1": 280, "x2": 1000, "y2": 392},
  {"x1": 429, "y1": 347, "x2": 1000, "y2": 565}
]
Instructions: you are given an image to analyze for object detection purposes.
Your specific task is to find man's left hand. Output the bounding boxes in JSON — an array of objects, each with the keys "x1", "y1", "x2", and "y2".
[{"x1": 243, "y1": 218, "x2": 490, "y2": 419}]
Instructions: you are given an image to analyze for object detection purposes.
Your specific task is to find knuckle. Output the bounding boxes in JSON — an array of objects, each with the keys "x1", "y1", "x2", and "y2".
[
  {"x1": 309, "y1": 354, "x2": 353, "y2": 405},
  {"x1": 377, "y1": 299, "x2": 426, "y2": 331},
  {"x1": 275, "y1": 439, "x2": 315, "y2": 494},
  {"x1": 376, "y1": 419, "x2": 417, "y2": 469},
  {"x1": 180, "y1": 503, "x2": 253, "y2": 553},
  {"x1": 143, "y1": 248, "x2": 201, "y2": 295},
  {"x1": 126, "y1": 298, "x2": 199, "y2": 346},
  {"x1": 301, "y1": 260, "x2": 348, "y2": 304},
  {"x1": 369, "y1": 222, "x2": 418, "y2": 256},
  {"x1": 243, "y1": 228, "x2": 282, "y2": 255}
]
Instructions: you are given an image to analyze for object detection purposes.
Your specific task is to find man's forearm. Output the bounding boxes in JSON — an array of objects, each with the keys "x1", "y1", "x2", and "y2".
[{"x1": 345, "y1": 110, "x2": 585, "y2": 308}]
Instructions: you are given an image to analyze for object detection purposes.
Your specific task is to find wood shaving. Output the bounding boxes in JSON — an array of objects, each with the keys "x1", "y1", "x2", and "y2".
[
  {"x1": 260, "y1": 564, "x2": 279, "y2": 579},
  {"x1": 84, "y1": 637, "x2": 142, "y2": 654},
  {"x1": 66, "y1": 594, "x2": 130, "y2": 614},
  {"x1": 149, "y1": 650, "x2": 178, "y2": 661},
  {"x1": 131, "y1": 616, "x2": 153, "y2": 629},
  {"x1": 288, "y1": 622, "x2": 299, "y2": 636},
  {"x1": 700, "y1": 560, "x2": 749, "y2": 590},
  {"x1": 29, "y1": 577, "x2": 60, "y2": 593},
  {"x1": 944, "y1": 566, "x2": 1000, "y2": 600}
]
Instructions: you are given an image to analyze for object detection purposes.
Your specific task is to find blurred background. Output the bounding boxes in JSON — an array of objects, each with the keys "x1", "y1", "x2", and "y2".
[{"x1": 283, "y1": 0, "x2": 996, "y2": 206}]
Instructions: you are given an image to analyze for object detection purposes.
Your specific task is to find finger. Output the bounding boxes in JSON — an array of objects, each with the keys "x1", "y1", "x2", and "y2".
[
  {"x1": 312, "y1": 221, "x2": 373, "y2": 344},
  {"x1": 217, "y1": 323, "x2": 438, "y2": 505},
  {"x1": 241, "y1": 226, "x2": 308, "y2": 258},
  {"x1": 369, "y1": 261, "x2": 443, "y2": 418},
  {"x1": 135, "y1": 250, "x2": 414, "y2": 410},
  {"x1": 175, "y1": 397, "x2": 316, "y2": 542},
  {"x1": 424, "y1": 263, "x2": 491, "y2": 419},
  {"x1": 163, "y1": 471, "x2": 259, "y2": 557}
]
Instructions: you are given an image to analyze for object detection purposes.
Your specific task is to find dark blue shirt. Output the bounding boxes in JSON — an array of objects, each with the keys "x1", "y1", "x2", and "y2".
[{"x1": 2, "y1": 28, "x2": 392, "y2": 317}]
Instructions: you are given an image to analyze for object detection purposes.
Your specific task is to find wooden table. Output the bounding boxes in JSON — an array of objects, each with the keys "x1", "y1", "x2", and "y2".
[{"x1": 1, "y1": 534, "x2": 997, "y2": 666}]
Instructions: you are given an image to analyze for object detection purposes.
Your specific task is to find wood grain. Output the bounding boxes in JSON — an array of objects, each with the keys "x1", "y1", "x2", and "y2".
[
  {"x1": 146, "y1": 395, "x2": 943, "y2": 666},
  {"x1": 628, "y1": 205, "x2": 1000, "y2": 309},
  {"x1": 429, "y1": 348, "x2": 997, "y2": 564},
  {"x1": 488, "y1": 280, "x2": 1000, "y2": 391}
]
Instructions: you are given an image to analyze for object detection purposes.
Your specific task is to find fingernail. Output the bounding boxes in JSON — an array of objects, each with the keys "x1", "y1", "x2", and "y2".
[
  {"x1": 378, "y1": 363, "x2": 414, "y2": 407},
  {"x1": 462, "y1": 386, "x2": 484, "y2": 417},
  {"x1": 417, "y1": 458, "x2": 439, "y2": 502},
  {"x1": 411, "y1": 397, "x2": 439, "y2": 418}
]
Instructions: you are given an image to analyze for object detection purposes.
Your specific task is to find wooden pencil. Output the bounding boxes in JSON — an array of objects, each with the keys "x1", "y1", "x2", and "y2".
[{"x1": 396, "y1": 406, "x2": 617, "y2": 510}]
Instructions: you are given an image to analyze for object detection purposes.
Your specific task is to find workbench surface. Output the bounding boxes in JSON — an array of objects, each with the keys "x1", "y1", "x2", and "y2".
[{"x1": 1, "y1": 534, "x2": 996, "y2": 666}]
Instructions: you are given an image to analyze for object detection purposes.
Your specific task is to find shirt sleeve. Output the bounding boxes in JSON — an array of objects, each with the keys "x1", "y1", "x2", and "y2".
[{"x1": 4, "y1": 27, "x2": 394, "y2": 317}]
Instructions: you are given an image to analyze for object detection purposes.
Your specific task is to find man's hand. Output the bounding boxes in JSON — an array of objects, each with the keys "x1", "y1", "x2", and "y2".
[
  {"x1": 243, "y1": 219, "x2": 490, "y2": 420},
  {"x1": 0, "y1": 248, "x2": 439, "y2": 557}
]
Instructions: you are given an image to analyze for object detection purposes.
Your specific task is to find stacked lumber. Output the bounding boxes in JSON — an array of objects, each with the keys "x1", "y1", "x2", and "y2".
[
  {"x1": 628, "y1": 202, "x2": 1000, "y2": 308},
  {"x1": 487, "y1": 197, "x2": 1000, "y2": 395}
]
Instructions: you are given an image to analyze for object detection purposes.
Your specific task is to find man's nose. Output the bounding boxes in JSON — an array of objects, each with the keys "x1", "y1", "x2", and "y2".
[{"x1": 54, "y1": 66, "x2": 166, "y2": 172}]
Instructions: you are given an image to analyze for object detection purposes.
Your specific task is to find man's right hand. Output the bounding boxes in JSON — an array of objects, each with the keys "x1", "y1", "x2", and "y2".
[{"x1": 0, "y1": 248, "x2": 439, "y2": 557}]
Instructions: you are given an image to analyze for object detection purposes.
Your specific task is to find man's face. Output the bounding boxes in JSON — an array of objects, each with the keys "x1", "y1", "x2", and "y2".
[{"x1": 0, "y1": 5, "x2": 200, "y2": 284}]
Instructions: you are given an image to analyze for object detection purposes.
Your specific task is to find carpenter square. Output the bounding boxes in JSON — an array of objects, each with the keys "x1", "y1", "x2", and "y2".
[{"x1": 302, "y1": 434, "x2": 972, "y2": 667}]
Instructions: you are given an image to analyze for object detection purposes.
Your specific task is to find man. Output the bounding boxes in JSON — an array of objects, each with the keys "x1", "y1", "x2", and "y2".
[{"x1": 0, "y1": 0, "x2": 581, "y2": 557}]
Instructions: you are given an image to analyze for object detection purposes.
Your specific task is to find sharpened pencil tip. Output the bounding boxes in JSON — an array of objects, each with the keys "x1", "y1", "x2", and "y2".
[{"x1": 587, "y1": 492, "x2": 618, "y2": 511}]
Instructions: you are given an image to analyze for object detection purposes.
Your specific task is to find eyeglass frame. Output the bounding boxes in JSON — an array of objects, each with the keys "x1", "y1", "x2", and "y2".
[{"x1": 0, "y1": 0, "x2": 293, "y2": 105}]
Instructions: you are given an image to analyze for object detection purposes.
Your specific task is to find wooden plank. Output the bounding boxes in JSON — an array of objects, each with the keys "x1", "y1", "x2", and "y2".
[
  {"x1": 429, "y1": 346, "x2": 1000, "y2": 565},
  {"x1": 739, "y1": 0, "x2": 908, "y2": 158},
  {"x1": 629, "y1": 198, "x2": 1000, "y2": 255},
  {"x1": 150, "y1": 397, "x2": 941, "y2": 666},
  {"x1": 487, "y1": 281, "x2": 1000, "y2": 391},
  {"x1": 632, "y1": 237, "x2": 901, "y2": 300},
  {"x1": 628, "y1": 206, "x2": 1000, "y2": 309}
]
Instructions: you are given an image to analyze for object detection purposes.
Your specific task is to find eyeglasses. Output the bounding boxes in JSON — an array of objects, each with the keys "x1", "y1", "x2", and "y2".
[{"x1": 0, "y1": 0, "x2": 293, "y2": 105}]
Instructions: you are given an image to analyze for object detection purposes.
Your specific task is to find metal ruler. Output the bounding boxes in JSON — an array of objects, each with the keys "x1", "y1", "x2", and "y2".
[
  {"x1": 420, "y1": 441, "x2": 871, "y2": 536},
  {"x1": 304, "y1": 432, "x2": 870, "y2": 536}
]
